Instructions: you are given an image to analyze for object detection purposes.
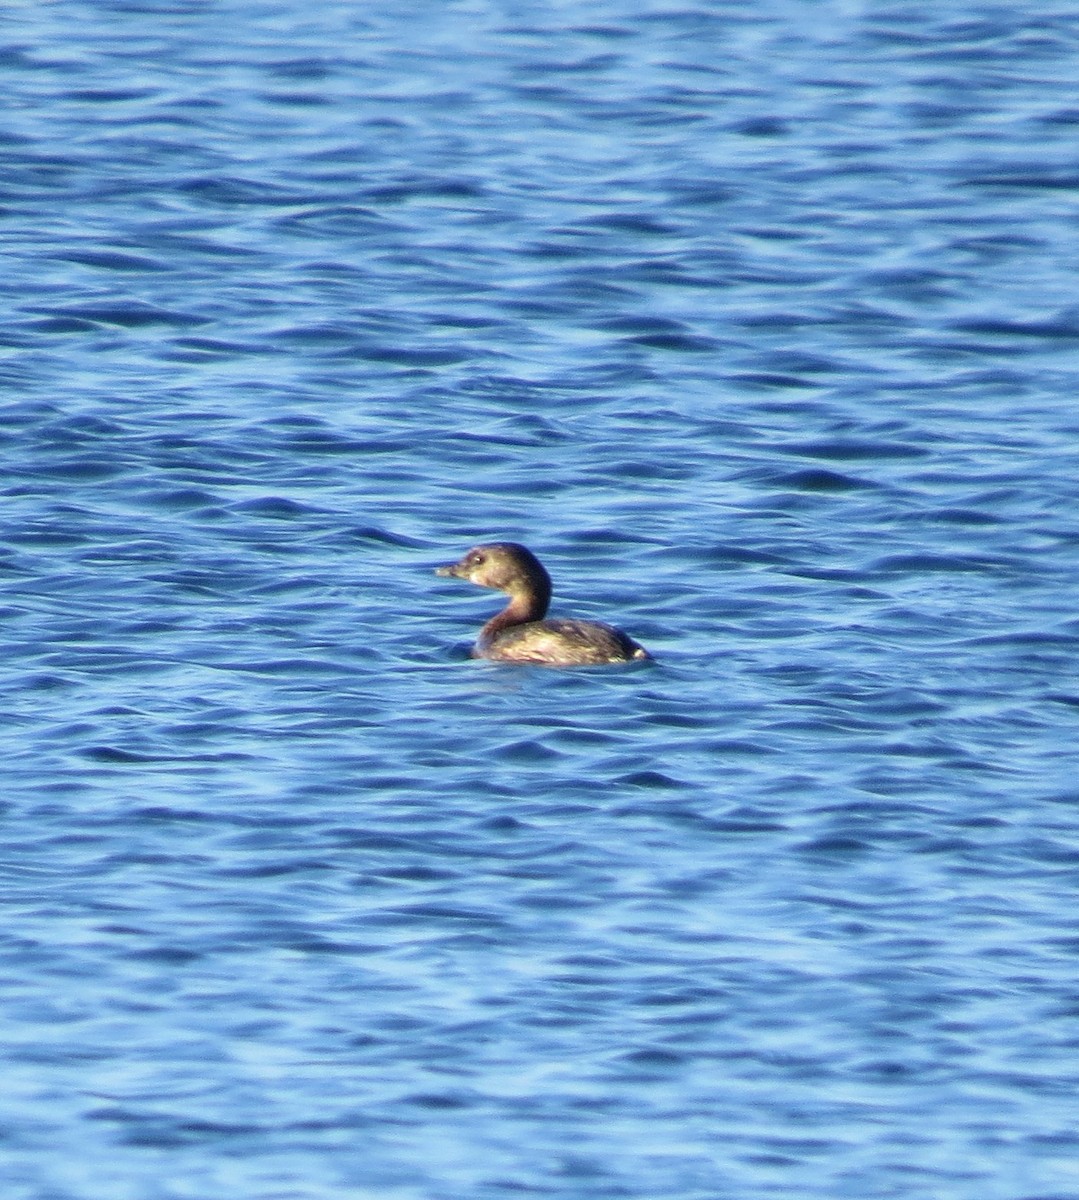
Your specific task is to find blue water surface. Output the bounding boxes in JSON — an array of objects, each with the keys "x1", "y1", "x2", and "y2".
[{"x1": 3, "y1": 2, "x2": 1079, "y2": 1198}]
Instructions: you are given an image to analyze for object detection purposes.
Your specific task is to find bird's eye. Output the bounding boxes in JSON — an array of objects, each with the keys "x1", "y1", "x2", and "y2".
[{"x1": 471, "y1": 554, "x2": 486, "y2": 566}]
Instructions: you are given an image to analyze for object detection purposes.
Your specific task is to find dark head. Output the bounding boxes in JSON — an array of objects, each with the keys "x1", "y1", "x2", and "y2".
[{"x1": 435, "y1": 542, "x2": 552, "y2": 615}]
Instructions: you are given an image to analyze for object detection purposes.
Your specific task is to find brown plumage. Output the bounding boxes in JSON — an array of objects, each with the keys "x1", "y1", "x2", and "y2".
[{"x1": 435, "y1": 542, "x2": 650, "y2": 666}]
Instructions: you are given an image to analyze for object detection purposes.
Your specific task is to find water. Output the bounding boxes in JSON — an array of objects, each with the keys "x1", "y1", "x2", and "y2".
[{"x1": 3, "y1": 2, "x2": 1079, "y2": 1197}]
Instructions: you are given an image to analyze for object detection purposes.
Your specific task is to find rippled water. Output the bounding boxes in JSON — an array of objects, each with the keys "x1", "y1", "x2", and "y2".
[{"x1": 4, "y1": 2, "x2": 1079, "y2": 1198}]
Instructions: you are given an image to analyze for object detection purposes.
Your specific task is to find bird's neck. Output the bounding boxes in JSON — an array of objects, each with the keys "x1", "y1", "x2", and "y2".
[{"x1": 480, "y1": 584, "x2": 549, "y2": 641}]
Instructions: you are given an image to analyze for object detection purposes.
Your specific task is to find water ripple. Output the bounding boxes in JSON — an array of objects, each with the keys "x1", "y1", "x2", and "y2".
[{"x1": 2, "y1": 2, "x2": 1078, "y2": 1199}]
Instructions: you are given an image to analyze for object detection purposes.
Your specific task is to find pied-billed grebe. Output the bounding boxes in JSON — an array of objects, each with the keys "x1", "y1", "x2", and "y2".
[{"x1": 435, "y1": 542, "x2": 650, "y2": 666}]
